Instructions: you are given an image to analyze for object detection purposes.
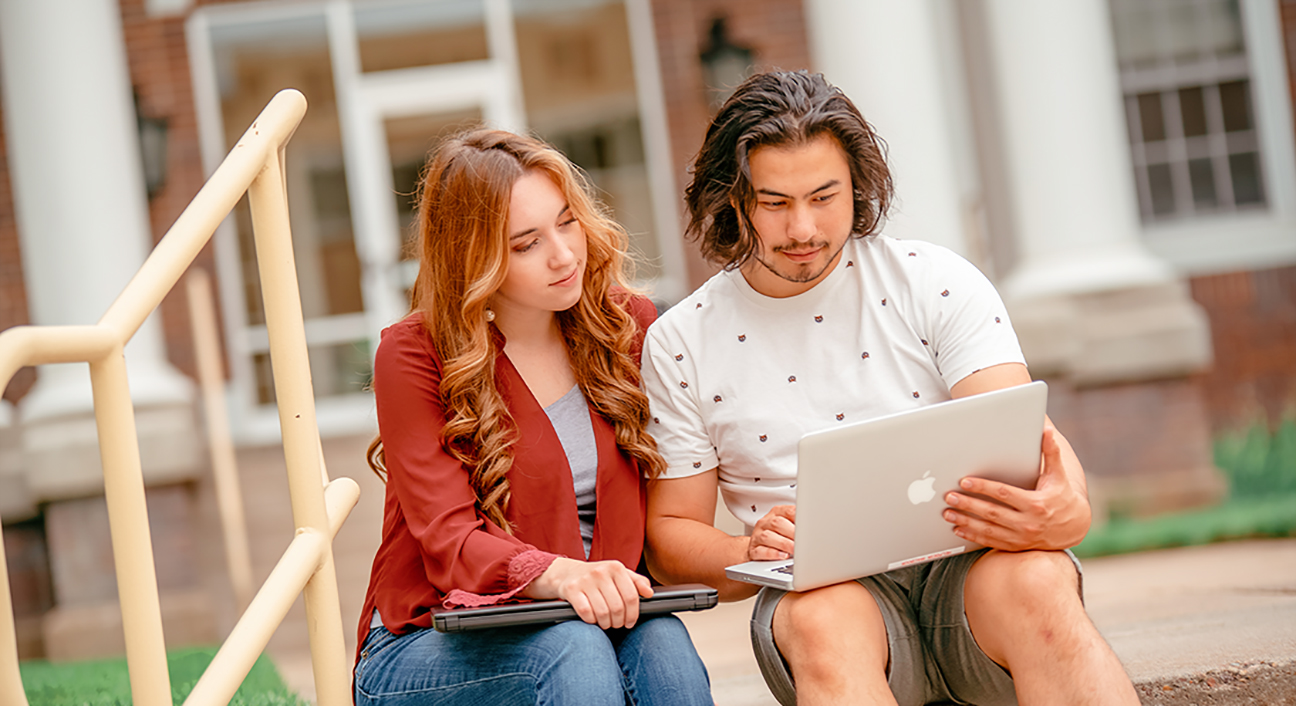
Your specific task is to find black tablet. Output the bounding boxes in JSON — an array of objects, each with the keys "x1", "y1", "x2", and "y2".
[{"x1": 431, "y1": 583, "x2": 718, "y2": 632}]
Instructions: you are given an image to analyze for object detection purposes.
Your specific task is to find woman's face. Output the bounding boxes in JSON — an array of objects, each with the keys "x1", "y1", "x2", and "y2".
[{"x1": 492, "y1": 170, "x2": 588, "y2": 321}]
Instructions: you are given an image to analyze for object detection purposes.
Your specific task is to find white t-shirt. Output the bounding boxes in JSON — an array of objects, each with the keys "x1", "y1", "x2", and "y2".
[{"x1": 641, "y1": 235, "x2": 1026, "y2": 529}]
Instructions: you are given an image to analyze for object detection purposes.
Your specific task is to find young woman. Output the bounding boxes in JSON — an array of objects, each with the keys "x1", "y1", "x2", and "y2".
[{"x1": 352, "y1": 129, "x2": 712, "y2": 706}]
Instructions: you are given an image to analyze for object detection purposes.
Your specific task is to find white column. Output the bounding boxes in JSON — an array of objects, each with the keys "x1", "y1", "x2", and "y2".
[
  {"x1": 982, "y1": 0, "x2": 1211, "y2": 383},
  {"x1": 985, "y1": 0, "x2": 1174, "y2": 299},
  {"x1": 0, "y1": 0, "x2": 197, "y2": 496},
  {"x1": 803, "y1": 0, "x2": 973, "y2": 258}
]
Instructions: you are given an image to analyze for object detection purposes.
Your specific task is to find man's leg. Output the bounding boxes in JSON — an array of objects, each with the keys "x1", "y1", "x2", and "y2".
[
  {"x1": 770, "y1": 581, "x2": 896, "y2": 706},
  {"x1": 963, "y1": 549, "x2": 1139, "y2": 706}
]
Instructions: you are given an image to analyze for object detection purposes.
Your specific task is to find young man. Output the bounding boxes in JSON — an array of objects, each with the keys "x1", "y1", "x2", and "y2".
[{"x1": 641, "y1": 71, "x2": 1138, "y2": 706}]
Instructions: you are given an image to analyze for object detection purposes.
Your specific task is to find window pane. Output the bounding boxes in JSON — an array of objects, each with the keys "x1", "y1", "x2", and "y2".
[
  {"x1": 1110, "y1": 0, "x2": 1159, "y2": 66},
  {"x1": 211, "y1": 15, "x2": 365, "y2": 325},
  {"x1": 1162, "y1": 0, "x2": 1202, "y2": 62},
  {"x1": 1179, "y1": 86, "x2": 1208, "y2": 137},
  {"x1": 1229, "y1": 152, "x2": 1263, "y2": 205},
  {"x1": 1138, "y1": 92, "x2": 1165, "y2": 142},
  {"x1": 1188, "y1": 158, "x2": 1217, "y2": 209},
  {"x1": 253, "y1": 340, "x2": 373, "y2": 405},
  {"x1": 1219, "y1": 80, "x2": 1252, "y2": 132},
  {"x1": 354, "y1": 0, "x2": 488, "y2": 73},
  {"x1": 515, "y1": 0, "x2": 661, "y2": 279},
  {"x1": 1147, "y1": 163, "x2": 1176, "y2": 215},
  {"x1": 1201, "y1": 0, "x2": 1244, "y2": 56},
  {"x1": 385, "y1": 108, "x2": 484, "y2": 287}
]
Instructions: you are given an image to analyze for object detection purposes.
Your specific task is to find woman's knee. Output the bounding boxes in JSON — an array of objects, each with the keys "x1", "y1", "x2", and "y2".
[
  {"x1": 532, "y1": 621, "x2": 625, "y2": 703},
  {"x1": 616, "y1": 616, "x2": 711, "y2": 706}
]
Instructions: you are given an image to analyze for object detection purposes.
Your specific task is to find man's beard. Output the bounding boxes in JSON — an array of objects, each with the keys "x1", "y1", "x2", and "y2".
[{"x1": 752, "y1": 239, "x2": 847, "y2": 284}]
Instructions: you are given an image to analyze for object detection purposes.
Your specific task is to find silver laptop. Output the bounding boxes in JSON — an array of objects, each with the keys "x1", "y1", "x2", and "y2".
[{"x1": 725, "y1": 381, "x2": 1048, "y2": 592}]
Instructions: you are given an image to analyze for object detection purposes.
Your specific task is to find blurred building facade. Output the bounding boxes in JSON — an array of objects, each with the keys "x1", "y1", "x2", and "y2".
[{"x1": 0, "y1": 0, "x2": 1292, "y2": 661}]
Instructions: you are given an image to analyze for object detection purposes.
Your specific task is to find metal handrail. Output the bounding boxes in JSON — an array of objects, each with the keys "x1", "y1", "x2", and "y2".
[{"x1": 0, "y1": 89, "x2": 357, "y2": 706}]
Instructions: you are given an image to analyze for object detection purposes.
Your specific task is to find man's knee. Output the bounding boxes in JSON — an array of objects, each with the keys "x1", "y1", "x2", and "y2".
[
  {"x1": 967, "y1": 549, "x2": 1080, "y2": 607},
  {"x1": 773, "y1": 581, "x2": 888, "y2": 666}
]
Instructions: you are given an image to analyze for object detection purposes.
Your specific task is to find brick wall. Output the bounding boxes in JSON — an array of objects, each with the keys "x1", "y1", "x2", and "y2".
[
  {"x1": 1190, "y1": 266, "x2": 1296, "y2": 433},
  {"x1": 121, "y1": 0, "x2": 227, "y2": 383},
  {"x1": 649, "y1": 0, "x2": 811, "y2": 285}
]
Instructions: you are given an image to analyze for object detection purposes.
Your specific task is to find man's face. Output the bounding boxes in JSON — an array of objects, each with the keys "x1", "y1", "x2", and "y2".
[{"x1": 740, "y1": 134, "x2": 855, "y2": 299}]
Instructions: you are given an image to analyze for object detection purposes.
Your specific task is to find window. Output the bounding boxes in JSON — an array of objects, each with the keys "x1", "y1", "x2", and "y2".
[
  {"x1": 1111, "y1": 0, "x2": 1265, "y2": 221},
  {"x1": 188, "y1": 0, "x2": 680, "y2": 442},
  {"x1": 1107, "y1": 0, "x2": 1296, "y2": 275}
]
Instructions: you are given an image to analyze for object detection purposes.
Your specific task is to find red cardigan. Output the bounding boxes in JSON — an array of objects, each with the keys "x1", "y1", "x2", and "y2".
[{"x1": 355, "y1": 293, "x2": 658, "y2": 656}]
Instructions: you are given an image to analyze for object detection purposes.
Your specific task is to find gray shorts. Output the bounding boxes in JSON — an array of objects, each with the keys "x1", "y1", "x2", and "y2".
[{"x1": 749, "y1": 549, "x2": 1083, "y2": 706}]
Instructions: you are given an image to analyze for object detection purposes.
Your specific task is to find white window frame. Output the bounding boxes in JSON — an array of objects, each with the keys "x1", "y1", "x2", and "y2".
[
  {"x1": 1137, "y1": 0, "x2": 1296, "y2": 276},
  {"x1": 187, "y1": 0, "x2": 681, "y2": 445}
]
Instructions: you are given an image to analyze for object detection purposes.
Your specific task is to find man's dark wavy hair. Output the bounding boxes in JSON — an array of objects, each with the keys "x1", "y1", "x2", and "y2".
[{"x1": 684, "y1": 70, "x2": 894, "y2": 269}]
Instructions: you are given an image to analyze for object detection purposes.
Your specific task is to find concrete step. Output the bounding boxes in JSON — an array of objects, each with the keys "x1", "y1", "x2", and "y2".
[{"x1": 676, "y1": 538, "x2": 1296, "y2": 706}]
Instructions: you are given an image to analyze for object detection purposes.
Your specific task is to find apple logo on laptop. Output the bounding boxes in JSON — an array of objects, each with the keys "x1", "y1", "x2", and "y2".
[{"x1": 907, "y1": 471, "x2": 937, "y2": 505}]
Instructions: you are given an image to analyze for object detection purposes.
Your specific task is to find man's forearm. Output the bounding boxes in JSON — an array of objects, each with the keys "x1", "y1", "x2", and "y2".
[{"x1": 646, "y1": 516, "x2": 761, "y2": 602}]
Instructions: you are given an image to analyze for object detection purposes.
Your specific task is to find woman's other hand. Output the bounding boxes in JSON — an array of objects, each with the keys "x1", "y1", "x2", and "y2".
[{"x1": 524, "y1": 557, "x2": 654, "y2": 629}]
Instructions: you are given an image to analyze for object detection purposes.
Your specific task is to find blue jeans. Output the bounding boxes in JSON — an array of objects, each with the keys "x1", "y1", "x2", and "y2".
[{"x1": 354, "y1": 615, "x2": 712, "y2": 706}]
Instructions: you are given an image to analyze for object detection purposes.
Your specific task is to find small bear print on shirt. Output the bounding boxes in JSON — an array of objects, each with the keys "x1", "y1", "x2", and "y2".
[
  {"x1": 941, "y1": 289, "x2": 950, "y2": 297},
  {"x1": 908, "y1": 252, "x2": 917, "y2": 257},
  {"x1": 921, "y1": 339, "x2": 929, "y2": 346},
  {"x1": 693, "y1": 461, "x2": 702, "y2": 469},
  {"x1": 836, "y1": 413, "x2": 844, "y2": 421},
  {"x1": 995, "y1": 316, "x2": 1002, "y2": 323},
  {"x1": 713, "y1": 395, "x2": 722, "y2": 403},
  {"x1": 680, "y1": 381, "x2": 689, "y2": 388},
  {"x1": 788, "y1": 375, "x2": 797, "y2": 383},
  {"x1": 751, "y1": 504, "x2": 757, "y2": 513},
  {"x1": 759, "y1": 434, "x2": 767, "y2": 442},
  {"x1": 913, "y1": 391, "x2": 921, "y2": 398},
  {"x1": 846, "y1": 260, "x2": 855, "y2": 268},
  {"x1": 881, "y1": 298, "x2": 888, "y2": 306},
  {"x1": 738, "y1": 334, "x2": 746, "y2": 342},
  {"x1": 814, "y1": 315, "x2": 823, "y2": 323},
  {"x1": 695, "y1": 302, "x2": 702, "y2": 309},
  {"x1": 675, "y1": 353, "x2": 683, "y2": 361},
  {"x1": 652, "y1": 417, "x2": 660, "y2": 424},
  {"x1": 862, "y1": 352, "x2": 870, "y2": 359}
]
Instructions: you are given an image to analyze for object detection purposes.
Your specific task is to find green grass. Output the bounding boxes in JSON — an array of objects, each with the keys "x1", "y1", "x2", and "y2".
[
  {"x1": 1074, "y1": 418, "x2": 1296, "y2": 558},
  {"x1": 18, "y1": 647, "x2": 308, "y2": 706}
]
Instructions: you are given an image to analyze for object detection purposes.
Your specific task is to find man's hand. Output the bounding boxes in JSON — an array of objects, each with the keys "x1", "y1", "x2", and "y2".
[
  {"x1": 942, "y1": 421, "x2": 1091, "y2": 551},
  {"x1": 748, "y1": 505, "x2": 796, "y2": 561}
]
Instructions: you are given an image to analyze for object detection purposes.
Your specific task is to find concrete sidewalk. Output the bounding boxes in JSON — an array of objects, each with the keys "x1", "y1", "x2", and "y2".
[{"x1": 675, "y1": 538, "x2": 1296, "y2": 706}]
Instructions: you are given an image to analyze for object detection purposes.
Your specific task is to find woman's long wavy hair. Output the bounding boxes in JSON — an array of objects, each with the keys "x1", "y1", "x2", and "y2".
[{"x1": 367, "y1": 128, "x2": 666, "y2": 532}]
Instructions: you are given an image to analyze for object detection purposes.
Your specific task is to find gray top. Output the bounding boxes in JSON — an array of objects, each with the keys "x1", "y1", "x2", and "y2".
[{"x1": 544, "y1": 384, "x2": 599, "y2": 558}]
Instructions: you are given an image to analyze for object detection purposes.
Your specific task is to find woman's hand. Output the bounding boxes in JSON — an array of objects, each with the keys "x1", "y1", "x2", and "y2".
[
  {"x1": 747, "y1": 505, "x2": 796, "y2": 561},
  {"x1": 524, "y1": 557, "x2": 653, "y2": 629}
]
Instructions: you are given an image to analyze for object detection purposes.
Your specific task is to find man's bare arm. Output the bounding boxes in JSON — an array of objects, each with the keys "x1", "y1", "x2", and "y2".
[{"x1": 645, "y1": 471, "x2": 768, "y2": 602}]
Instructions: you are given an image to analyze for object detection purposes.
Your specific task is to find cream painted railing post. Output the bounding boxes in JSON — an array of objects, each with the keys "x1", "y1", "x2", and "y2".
[
  {"x1": 248, "y1": 142, "x2": 351, "y2": 705},
  {"x1": 187, "y1": 269, "x2": 255, "y2": 612},
  {"x1": 90, "y1": 346, "x2": 171, "y2": 706},
  {"x1": 0, "y1": 89, "x2": 359, "y2": 706}
]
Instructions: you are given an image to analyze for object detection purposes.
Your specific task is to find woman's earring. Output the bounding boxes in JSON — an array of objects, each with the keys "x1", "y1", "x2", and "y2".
[{"x1": 485, "y1": 308, "x2": 496, "y2": 323}]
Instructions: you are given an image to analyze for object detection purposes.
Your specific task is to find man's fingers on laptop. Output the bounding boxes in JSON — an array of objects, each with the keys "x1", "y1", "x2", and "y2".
[{"x1": 749, "y1": 505, "x2": 796, "y2": 560}]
